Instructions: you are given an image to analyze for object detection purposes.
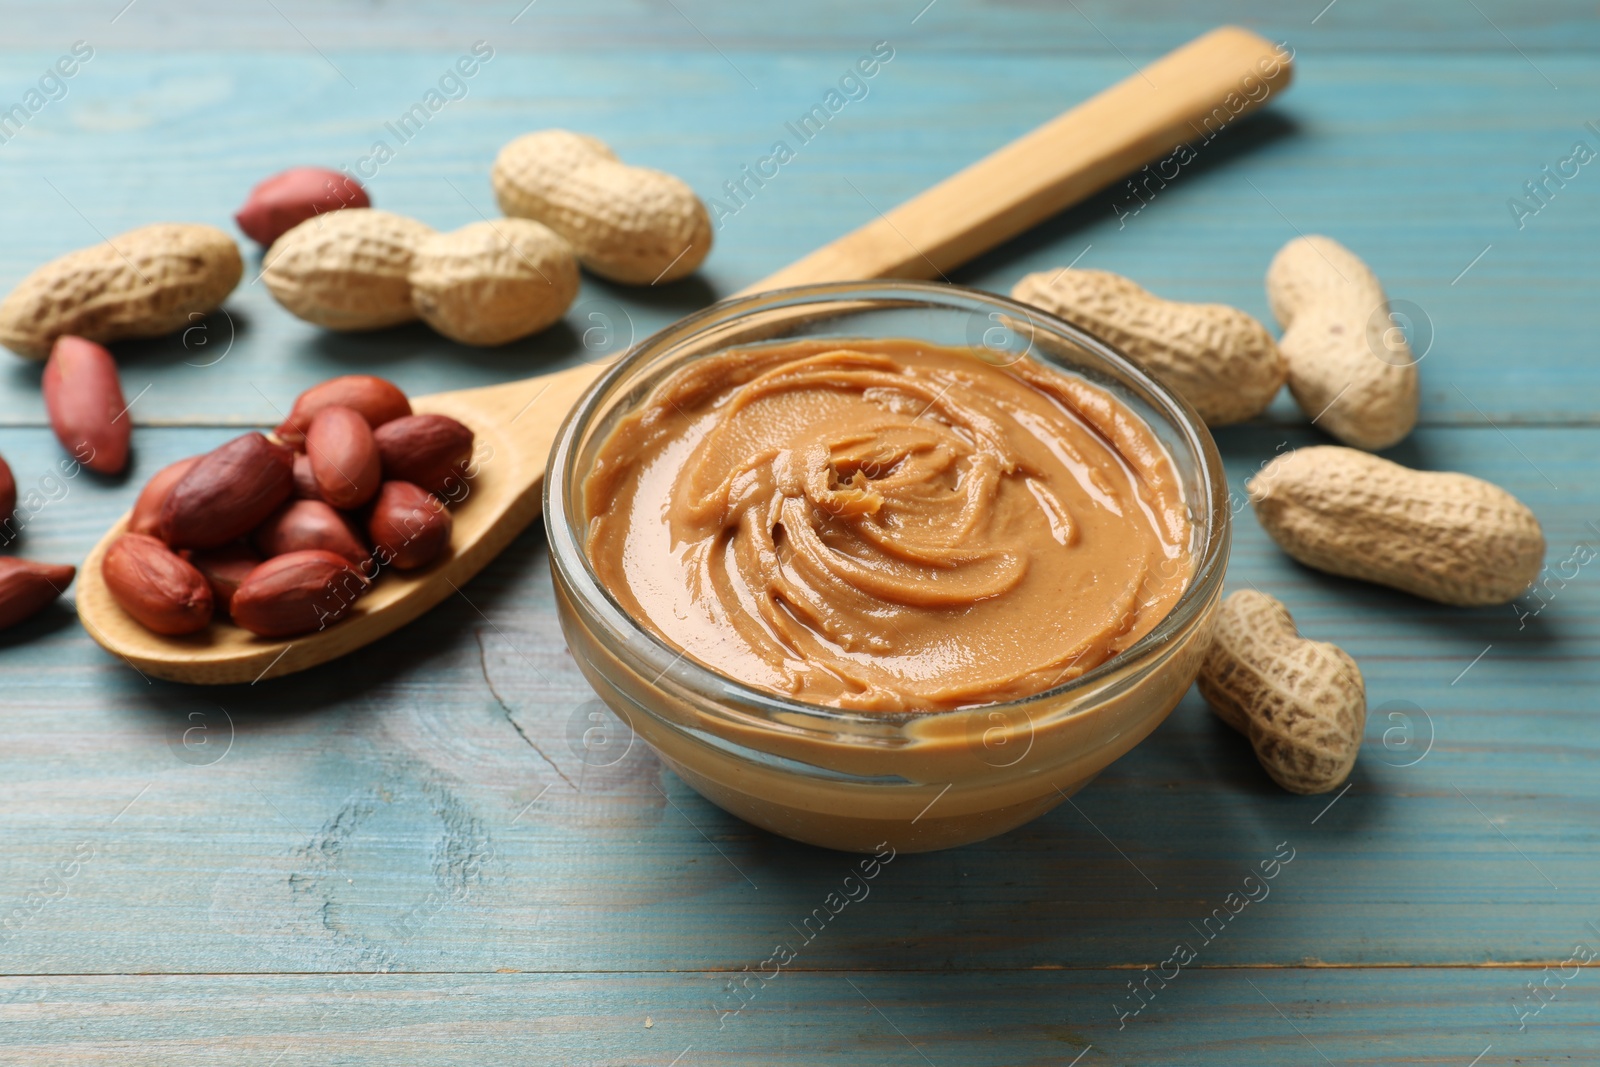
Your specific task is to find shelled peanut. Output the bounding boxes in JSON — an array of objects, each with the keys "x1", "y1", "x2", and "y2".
[
  {"x1": 101, "y1": 374, "x2": 468, "y2": 639},
  {"x1": 0, "y1": 558, "x2": 77, "y2": 631},
  {"x1": 0, "y1": 453, "x2": 14, "y2": 525},
  {"x1": 42, "y1": 336, "x2": 130, "y2": 474},
  {"x1": 234, "y1": 166, "x2": 371, "y2": 247},
  {"x1": 0, "y1": 451, "x2": 77, "y2": 632}
]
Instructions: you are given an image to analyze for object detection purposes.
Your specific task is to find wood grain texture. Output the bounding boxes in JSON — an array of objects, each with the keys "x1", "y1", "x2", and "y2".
[
  {"x1": 0, "y1": 425, "x2": 1594, "y2": 975},
  {"x1": 0, "y1": 0, "x2": 1596, "y2": 52},
  {"x1": 748, "y1": 27, "x2": 1292, "y2": 291},
  {"x1": 0, "y1": 50, "x2": 1592, "y2": 426},
  {"x1": 1, "y1": 970, "x2": 1596, "y2": 1065},
  {"x1": 0, "y1": 1, "x2": 1597, "y2": 1061}
]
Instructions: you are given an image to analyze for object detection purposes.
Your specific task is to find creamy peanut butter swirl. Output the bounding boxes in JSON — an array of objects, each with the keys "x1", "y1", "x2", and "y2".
[{"x1": 584, "y1": 339, "x2": 1192, "y2": 712}]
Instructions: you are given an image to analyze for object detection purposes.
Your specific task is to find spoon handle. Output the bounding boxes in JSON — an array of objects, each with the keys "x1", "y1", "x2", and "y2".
[{"x1": 741, "y1": 26, "x2": 1291, "y2": 295}]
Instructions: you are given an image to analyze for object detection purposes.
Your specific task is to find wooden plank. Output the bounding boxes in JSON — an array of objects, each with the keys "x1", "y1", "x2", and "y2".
[
  {"x1": 0, "y1": 51, "x2": 1593, "y2": 425},
  {"x1": 0, "y1": 425, "x2": 1594, "y2": 977},
  {"x1": 1, "y1": 969, "x2": 1595, "y2": 1064},
  {"x1": 1, "y1": 0, "x2": 1597, "y2": 52}
]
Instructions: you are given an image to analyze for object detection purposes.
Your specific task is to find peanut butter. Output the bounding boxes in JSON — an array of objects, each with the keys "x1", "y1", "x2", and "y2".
[{"x1": 583, "y1": 339, "x2": 1193, "y2": 712}]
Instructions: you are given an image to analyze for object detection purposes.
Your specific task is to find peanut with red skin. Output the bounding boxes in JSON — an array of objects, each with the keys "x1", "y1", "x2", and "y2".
[
  {"x1": 230, "y1": 549, "x2": 366, "y2": 637},
  {"x1": 368, "y1": 481, "x2": 452, "y2": 571},
  {"x1": 305, "y1": 405, "x2": 381, "y2": 509},
  {"x1": 188, "y1": 543, "x2": 261, "y2": 615},
  {"x1": 234, "y1": 167, "x2": 371, "y2": 247},
  {"x1": 0, "y1": 558, "x2": 75, "y2": 630},
  {"x1": 0, "y1": 453, "x2": 15, "y2": 523},
  {"x1": 42, "y1": 336, "x2": 129, "y2": 474},
  {"x1": 102, "y1": 533, "x2": 213, "y2": 635},
  {"x1": 253, "y1": 499, "x2": 368, "y2": 567},
  {"x1": 291, "y1": 452, "x2": 321, "y2": 500},
  {"x1": 373, "y1": 414, "x2": 474, "y2": 497},
  {"x1": 275, "y1": 374, "x2": 411, "y2": 449},
  {"x1": 159, "y1": 433, "x2": 295, "y2": 549},
  {"x1": 128, "y1": 456, "x2": 199, "y2": 537}
]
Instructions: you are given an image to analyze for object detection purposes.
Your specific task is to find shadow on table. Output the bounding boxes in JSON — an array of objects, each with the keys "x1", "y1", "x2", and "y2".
[
  {"x1": 0, "y1": 600, "x2": 81, "y2": 648},
  {"x1": 662, "y1": 702, "x2": 1384, "y2": 1046},
  {"x1": 108, "y1": 519, "x2": 547, "y2": 739},
  {"x1": 710, "y1": 685, "x2": 1377, "y2": 966},
  {"x1": 109, "y1": 307, "x2": 257, "y2": 370},
  {"x1": 292, "y1": 271, "x2": 721, "y2": 380}
]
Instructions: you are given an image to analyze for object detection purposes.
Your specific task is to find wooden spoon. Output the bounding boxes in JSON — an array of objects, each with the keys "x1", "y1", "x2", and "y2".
[{"x1": 77, "y1": 26, "x2": 1290, "y2": 684}]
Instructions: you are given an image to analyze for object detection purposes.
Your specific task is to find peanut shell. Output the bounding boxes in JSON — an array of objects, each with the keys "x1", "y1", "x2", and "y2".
[
  {"x1": 262, "y1": 209, "x2": 434, "y2": 331},
  {"x1": 1266, "y1": 236, "x2": 1418, "y2": 450},
  {"x1": 0, "y1": 223, "x2": 242, "y2": 359},
  {"x1": 1199, "y1": 589, "x2": 1366, "y2": 795},
  {"x1": 409, "y1": 219, "x2": 579, "y2": 345},
  {"x1": 492, "y1": 129, "x2": 711, "y2": 284},
  {"x1": 1248, "y1": 446, "x2": 1545, "y2": 606},
  {"x1": 1011, "y1": 269, "x2": 1285, "y2": 426}
]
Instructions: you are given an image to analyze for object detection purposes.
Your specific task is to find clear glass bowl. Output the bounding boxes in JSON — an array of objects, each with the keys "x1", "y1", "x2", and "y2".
[{"x1": 545, "y1": 281, "x2": 1230, "y2": 853}]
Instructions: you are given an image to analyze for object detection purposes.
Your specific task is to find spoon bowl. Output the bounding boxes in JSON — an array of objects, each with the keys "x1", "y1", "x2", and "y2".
[{"x1": 76, "y1": 363, "x2": 604, "y2": 684}]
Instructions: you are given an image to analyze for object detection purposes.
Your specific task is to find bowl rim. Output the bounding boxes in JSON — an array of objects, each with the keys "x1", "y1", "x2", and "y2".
[{"x1": 544, "y1": 279, "x2": 1231, "y2": 730}]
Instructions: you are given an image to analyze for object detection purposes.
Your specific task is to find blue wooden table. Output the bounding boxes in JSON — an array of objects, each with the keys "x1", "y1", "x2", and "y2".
[{"x1": 2, "y1": 2, "x2": 1597, "y2": 1063}]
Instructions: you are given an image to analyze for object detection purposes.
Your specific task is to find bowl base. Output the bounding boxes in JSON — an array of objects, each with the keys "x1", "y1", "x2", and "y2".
[{"x1": 658, "y1": 749, "x2": 1095, "y2": 854}]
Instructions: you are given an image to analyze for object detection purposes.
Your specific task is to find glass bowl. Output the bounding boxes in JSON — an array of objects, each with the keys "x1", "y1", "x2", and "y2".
[{"x1": 545, "y1": 281, "x2": 1229, "y2": 853}]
